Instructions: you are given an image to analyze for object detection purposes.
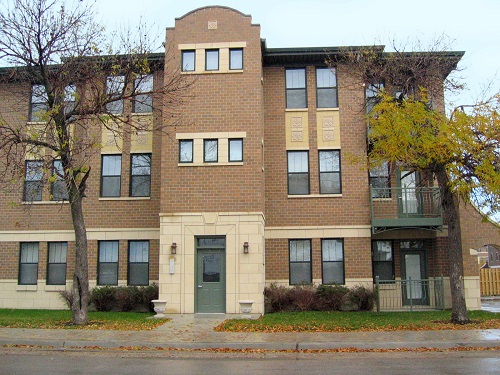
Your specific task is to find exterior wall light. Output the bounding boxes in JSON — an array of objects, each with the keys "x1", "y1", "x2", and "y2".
[
  {"x1": 171, "y1": 243, "x2": 177, "y2": 254},
  {"x1": 243, "y1": 242, "x2": 249, "y2": 254}
]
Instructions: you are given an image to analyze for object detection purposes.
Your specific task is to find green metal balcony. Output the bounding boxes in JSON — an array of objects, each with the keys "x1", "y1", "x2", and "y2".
[{"x1": 370, "y1": 186, "x2": 443, "y2": 233}]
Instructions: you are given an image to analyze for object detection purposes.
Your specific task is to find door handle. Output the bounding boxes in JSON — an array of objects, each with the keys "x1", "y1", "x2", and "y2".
[{"x1": 197, "y1": 285, "x2": 203, "y2": 288}]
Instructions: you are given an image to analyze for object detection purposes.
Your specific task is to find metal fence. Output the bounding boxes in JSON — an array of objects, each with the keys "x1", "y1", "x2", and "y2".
[{"x1": 374, "y1": 277, "x2": 445, "y2": 312}]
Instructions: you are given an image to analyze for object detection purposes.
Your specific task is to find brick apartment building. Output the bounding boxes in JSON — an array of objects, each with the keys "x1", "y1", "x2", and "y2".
[{"x1": 0, "y1": 6, "x2": 498, "y2": 314}]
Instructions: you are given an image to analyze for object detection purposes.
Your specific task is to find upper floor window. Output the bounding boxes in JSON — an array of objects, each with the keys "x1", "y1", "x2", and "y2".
[
  {"x1": 289, "y1": 239, "x2": 312, "y2": 285},
  {"x1": 101, "y1": 155, "x2": 122, "y2": 197},
  {"x1": 130, "y1": 154, "x2": 151, "y2": 197},
  {"x1": 288, "y1": 151, "x2": 309, "y2": 195},
  {"x1": 30, "y1": 84, "x2": 48, "y2": 122},
  {"x1": 98, "y1": 240, "x2": 119, "y2": 285},
  {"x1": 182, "y1": 50, "x2": 195, "y2": 72},
  {"x1": 63, "y1": 84, "x2": 76, "y2": 116},
  {"x1": 51, "y1": 160, "x2": 68, "y2": 201},
  {"x1": 24, "y1": 160, "x2": 43, "y2": 202},
  {"x1": 319, "y1": 150, "x2": 341, "y2": 194},
  {"x1": 179, "y1": 140, "x2": 193, "y2": 163},
  {"x1": 322, "y1": 239, "x2": 344, "y2": 284},
  {"x1": 204, "y1": 139, "x2": 218, "y2": 162},
  {"x1": 128, "y1": 240, "x2": 149, "y2": 286},
  {"x1": 286, "y1": 68, "x2": 307, "y2": 109},
  {"x1": 106, "y1": 75, "x2": 125, "y2": 114},
  {"x1": 133, "y1": 75, "x2": 153, "y2": 113},
  {"x1": 229, "y1": 138, "x2": 243, "y2": 162},
  {"x1": 316, "y1": 68, "x2": 338, "y2": 108},
  {"x1": 229, "y1": 48, "x2": 243, "y2": 70},
  {"x1": 47, "y1": 242, "x2": 67, "y2": 285},
  {"x1": 366, "y1": 82, "x2": 384, "y2": 113},
  {"x1": 205, "y1": 49, "x2": 219, "y2": 71},
  {"x1": 370, "y1": 162, "x2": 390, "y2": 198},
  {"x1": 19, "y1": 242, "x2": 39, "y2": 285}
]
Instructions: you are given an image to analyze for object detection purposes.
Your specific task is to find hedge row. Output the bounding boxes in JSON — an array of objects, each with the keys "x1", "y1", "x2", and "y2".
[{"x1": 264, "y1": 283, "x2": 377, "y2": 313}]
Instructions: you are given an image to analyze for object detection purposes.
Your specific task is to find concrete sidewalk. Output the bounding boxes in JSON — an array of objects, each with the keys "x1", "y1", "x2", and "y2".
[{"x1": 0, "y1": 314, "x2": 499, "y2": 351}]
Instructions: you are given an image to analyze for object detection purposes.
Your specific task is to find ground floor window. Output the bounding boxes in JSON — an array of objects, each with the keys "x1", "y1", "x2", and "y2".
[
  {"x1": 98, "y1": 240, "x2": 119, "y2": 285},
  {"x1": 289, "y1": 239, "x2": 311, "y2": 285},
  {"x1": 321, "y1": 239, "x2": 344, "y2": 284},
  {"x1": 372, "y1": 240, "x2": 394, "y2": 281},
  {"x1": 128, "y1": 241, "x2": 149, "y2": 286},
  {"x1": 47, "y1": 242, "x2": 67, "y2": 285},
  {"x1": 19, "y1": 242, "x2": 39, "y2": 285}
]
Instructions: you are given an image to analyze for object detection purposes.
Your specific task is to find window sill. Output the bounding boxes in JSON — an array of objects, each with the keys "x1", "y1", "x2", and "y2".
[
  {"x1": 131, "y1": 112, "x2": 153, "y2": 116},
  {"x1": 372, "y1": 197, "x2": 393, "y2": 201},
  {"x1": 27, "y1": 121, "x2": 47, "y2": 125},
  {"x1": 288, "y1": 194, "x2": 342, "y2": 198},
  {"x1": 22, "y1": 201, "x2": 69, "y2": 205},
  {"x1": 317, "y1": 107, "x2": 339, "y2": 111},
  {"x1": 17, "y1": 285, "x2": 37, "y2": 291},
  {"x1": 99, "y1": 197, "x2": 151, "y2": 201},
  {"x1": 181, "y1": 70, "x2": 243, "y2": 75},
  {"x1": 178, "y1": 162, "x2": 244, "y2": 167},
  {"x1": 285, "y1": 108, "x2": 308, "y2": 112},
  {"x1": 45, "y1": 284, "x2": 67, "y2": 291}
]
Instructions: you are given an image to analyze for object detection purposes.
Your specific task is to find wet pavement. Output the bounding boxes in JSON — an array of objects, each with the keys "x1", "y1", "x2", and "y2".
[
  {"x1": 0, "y1": 313, "x2": 499, "y2": 351},
  {"x1": 481, "y1": 297, "x2": 500, "y2": 313}
]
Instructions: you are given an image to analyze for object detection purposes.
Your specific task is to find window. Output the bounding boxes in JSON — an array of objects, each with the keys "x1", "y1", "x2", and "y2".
[
  {"x1": 366, "y1": 82, "x2": 384, "y2": 113},
  {"x1": 24, "y1": 160, "x2": 43, "y2": 201},
  {"x1": 288, "y1": 151, "x2": 309, "y2": 195},
  {"x1": 133, "y1": 75, "x2": 153, "y2": 113},
  {"x1": 319, "y1": 150, "x2": 341, "y2": 194},
  {"x1": 372, "y1": 241, "x2": 394, "y2": 281},
  {"x1": 181, "y1": 50, "x2": 195, "y2": 72},
  {"x1": 130, "y1": 154, "x2": 151, "y2": 197},
  {"x1": 64, "y1": 84, "x2": 76, "y2": 116},
  {"x1": 47, "y1": 242, "x2": 67, "y2": 285},
  {"x1": 322, "y1": 239, "x2": 344, "y2": 284},
  {"x1": 316, "y1": 68, "x2": 338, "y2": 108},
  {"x1": 204, "y1": 139, "x2": 218, "y2": 162},
  {"x1": 286, "y1": 68, "x2": 307, "y2": 108},
  {"x1": 19, "y1": 242, "x2": 38, "y2": 285},
  {"x1": 229, "y1": 138, "x2": 243, "y2": 162},
  {"x1": 106, "y1": 75, "x2": 125, "y2": 114},
  {"x1": 128, "y1": 241, "x2": 149, "y2": 286},
  {"x1": 179, "y1": 140, "x2": 193, "y2": 163},
  {"x1": 98, "y1": 241, "x2": 119, "y2": 285},
  {"x1": 229, "y1": 48, "x2": 243, "y2": 70},
  {"x1": 370, "y1": 162, "x2": 390, "y2": 198},
  {"x1": 30, "y1": 84, "x2": 48, "y2": 122},
  {"x1": 205, "y1": 49, "x2": 219, "y2": 71},
  {"x1": 289, "y1": 239, "x2": 311, "y2": 285},
  {"x1": 51, "y1": 160, "x2": 68, "y2": 201},
  {"x1": 101, "y1": 155, "x2": 122, "y2": 197}
]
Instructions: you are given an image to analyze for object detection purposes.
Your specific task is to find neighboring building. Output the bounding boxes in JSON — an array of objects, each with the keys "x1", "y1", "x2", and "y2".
[{"x1": 0, "y1": 6, "x2": 498, "y2": 313}]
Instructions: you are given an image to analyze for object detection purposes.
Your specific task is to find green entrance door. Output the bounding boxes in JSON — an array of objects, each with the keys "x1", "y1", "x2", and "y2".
[
  {"x1": 398, "y1": 170, "x2": 423, "y2": 217},
  {"x1": 401, "y1": 241, "x2": 429, "y2": 306},
  {"x1": 195, "y1": 237, "x2": 226, "y2": 313}
]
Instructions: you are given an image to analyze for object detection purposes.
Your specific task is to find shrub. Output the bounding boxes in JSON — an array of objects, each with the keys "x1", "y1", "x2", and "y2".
[
  {"x1": 289, "y1": 285, "x2": 317, "y2": 311},
  {"x1": 58, "y1": 289, "x2": 74, "y2": 310},
  {"x1": 90, "y1": 284, "x2": 159, "y2": 312},
  {"x1": 264, "y1": 283, "x2": 293, "y2": 313},
  {"x1": 348, "y1": 285, "x2": 377, "y2": 311},
  {"x1": 316, "y1": 284, "x2": 350, "y2": 311},
  {"x1": 90, "y1": 286, "x2": 117, "y2": 312}
]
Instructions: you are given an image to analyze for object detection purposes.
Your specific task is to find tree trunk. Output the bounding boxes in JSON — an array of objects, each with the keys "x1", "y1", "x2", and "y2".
[
  {"x1": 68, "y1": 181, "x2": 90, "y2": 325},
  {"x1": 435, "y1": 166, "x2": 468, "y2": 324}
]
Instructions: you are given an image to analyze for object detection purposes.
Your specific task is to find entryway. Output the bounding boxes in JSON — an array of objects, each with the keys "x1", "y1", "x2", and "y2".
[
  {"x1": 195, "y1": 237, "x2": 226, "y2": 313},
  {"x1": 401, "y1": 240, "x2": 429, "y2": 306}
]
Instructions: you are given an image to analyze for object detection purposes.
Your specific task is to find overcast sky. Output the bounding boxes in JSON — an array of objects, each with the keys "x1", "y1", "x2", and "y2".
[{"x1": 93, "y1": 0, "x2": 500, "y2": 108}]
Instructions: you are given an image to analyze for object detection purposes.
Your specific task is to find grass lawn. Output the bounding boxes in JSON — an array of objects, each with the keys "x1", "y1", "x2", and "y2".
[
  {"x1": 215, "y1": 310, "x2": 500, "y2": 332},
  {"x1": 0, "y1": 309, "x2": 166, "y2": 330}
]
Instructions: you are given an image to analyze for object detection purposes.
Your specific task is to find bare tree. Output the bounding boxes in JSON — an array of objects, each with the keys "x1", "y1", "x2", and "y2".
[
  {"x1": 330, "y1": 40, "x2": 500, "y2": 324},
  {"x1": 0, "y1": 0, "x2": 191, "y2": 324}
]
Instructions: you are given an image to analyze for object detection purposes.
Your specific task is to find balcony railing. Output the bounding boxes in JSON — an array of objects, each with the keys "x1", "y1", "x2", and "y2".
[{"x1": 370, "y1": 186, "x2": 443, "y2": 233}]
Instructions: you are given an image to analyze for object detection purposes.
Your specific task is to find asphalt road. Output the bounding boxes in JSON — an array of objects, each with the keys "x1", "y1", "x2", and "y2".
[{"x1": 1, "y1": 349, "x2": 500, "y2": 375}]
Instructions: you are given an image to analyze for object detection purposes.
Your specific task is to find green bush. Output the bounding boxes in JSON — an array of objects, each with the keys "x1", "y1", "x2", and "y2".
[
  {"x1": 348, "y1": 285, "x2": 377, "y2": 311},
  {"x1": 264, "y1": 283, "x2": 293, "y2": 313},
  {"x1": 90, "y1": 284, "x2": 158, "y2": 312},
  {"x1": 316, "y1": 284, "x2": 350, "y2": 311}
]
